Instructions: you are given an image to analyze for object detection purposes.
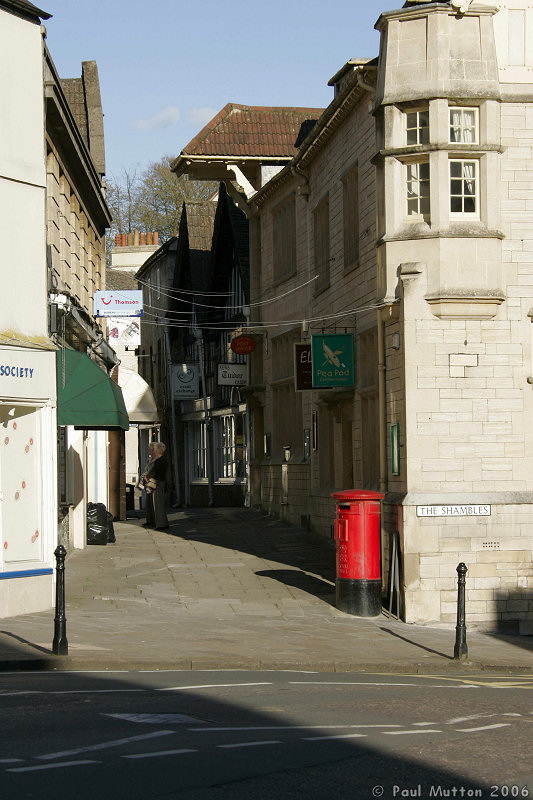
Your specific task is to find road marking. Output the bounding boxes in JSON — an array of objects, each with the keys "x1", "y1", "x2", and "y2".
[
  {"x1": 217, "y1": 741, "x2": 282, "y2": 749},
  {"x1": 383, "y1": 730, "x2": 442, "y2": 736},
  {"x1": 289, "y1": 682, "x2": 478, "y2": 689},
  {"x1": 446, "y1": 712, "x2": 520, "y2": 724},
  {"x1": 455, "y1": 724, "x2": 512, "y2": 732},
  {"x1": 303, "y1": 734, "x2": 367, "y2": 741},
  {"x1": 413, "y1": 722, "x2": 438, "y2": 726},
  {"x1": 8, "y1": 760, "x2": 99, "y2": 772},
  {"x1": 123, "y1": 749, "x2": 197, "y2": 760},
  {"x1": 106, "y1": 713, "x2": 201, "y2": 724},
  {"x1": 37, "y1": 730, "x2": 175, "y2": 761},
  {"x1": 189, "y1": 724, "x2": 401, "y2": 732},
  {"x1": 0, "y1": 759, "x2": 24, "y2": 764},
  {"x1": 157, "y1": 682, "x2": 272, "y2": 691}
]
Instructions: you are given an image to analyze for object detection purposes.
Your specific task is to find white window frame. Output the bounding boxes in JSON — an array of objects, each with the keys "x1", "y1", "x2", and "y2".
[
  {"x1": 405, "y1": 160, "x2": 430, "y2": 218},
  {"x1": 405, "y1": 109, "x2": 429, "y2": 145},
  {"x1": 449, "y1": 158, "x2": 479, "y2": 216},
  {"x1": 449, "y1": 107, "x2": 478, "y2": 145},
  {"x1": 214, "y1": 414, "x2": 247, "y2": 482}
]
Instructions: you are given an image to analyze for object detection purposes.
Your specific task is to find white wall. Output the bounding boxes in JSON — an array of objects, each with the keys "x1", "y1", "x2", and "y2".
[{"x1": 0, "y1": 11, "x2": 47, "y2": 341}]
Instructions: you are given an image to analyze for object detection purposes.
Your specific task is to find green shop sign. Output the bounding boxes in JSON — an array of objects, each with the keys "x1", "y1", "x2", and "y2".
[{"x1": 311, "y1": 334, "x2": 355, "y2": 388}]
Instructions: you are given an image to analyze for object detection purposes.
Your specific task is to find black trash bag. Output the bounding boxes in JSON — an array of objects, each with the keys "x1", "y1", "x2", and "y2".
[
  {"x1": 106, "y1": 512, "x2": 116, "y2": 544},
  {"x1": 86, "y1": 502, "x2": 108, "y2": 546}
]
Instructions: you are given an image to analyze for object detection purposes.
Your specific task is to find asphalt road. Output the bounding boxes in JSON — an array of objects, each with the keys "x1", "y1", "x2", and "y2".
[{"x1": 1, "y1": 670, "x2": 532, "y2": 799}]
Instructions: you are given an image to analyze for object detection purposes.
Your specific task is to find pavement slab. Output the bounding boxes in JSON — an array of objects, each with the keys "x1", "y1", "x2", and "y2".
[{"x1": 0, "y1": 507, "x2": 532, "y2": 673}]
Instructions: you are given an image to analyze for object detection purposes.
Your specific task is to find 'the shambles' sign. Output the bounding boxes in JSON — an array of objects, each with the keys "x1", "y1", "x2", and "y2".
[{"x1": 416, "y1": 505, "x2": 491, "y2": 517}]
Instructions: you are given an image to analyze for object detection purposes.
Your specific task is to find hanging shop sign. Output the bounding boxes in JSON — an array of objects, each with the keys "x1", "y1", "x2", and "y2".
[
  {"x1": 107, "y1": 317, "x2": 141, "y2": 349},
  {"x1": 311, "y1": 334, "x2": 355, "y2": 388},
  {"x1": 294, "y1": 342, "x2": 312, "y2": 391},
  {"x1": 231, "y1": 335, "x2": 256, "y2": 355},
  {"x1": 218, "y1": 363, "x2": 249, "y2": 386},
  {"x1": 94, "y1": 290, "x2": 143, "y2": 317},
  {"x1": 172, "y1": 363, "x2": 199, "y2": 399}
]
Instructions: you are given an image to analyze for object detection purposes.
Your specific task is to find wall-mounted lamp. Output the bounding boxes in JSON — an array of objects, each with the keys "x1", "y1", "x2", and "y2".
[
  {"x1": 283, "y1": 444, "x2": 291, "y2": 462},
  {"x1": 391, "y1": 333, "x2": 401, "y2": 350}
]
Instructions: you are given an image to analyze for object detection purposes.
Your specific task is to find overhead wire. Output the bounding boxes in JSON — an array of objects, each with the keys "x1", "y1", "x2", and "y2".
[{"x1": 136, "y1": 273, "x2": 319, "y2": 310}]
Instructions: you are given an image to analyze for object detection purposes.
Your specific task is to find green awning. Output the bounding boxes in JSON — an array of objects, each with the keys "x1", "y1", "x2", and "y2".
[{"x1": 56, "y1": 350, "x2": 129, "y2": 430}]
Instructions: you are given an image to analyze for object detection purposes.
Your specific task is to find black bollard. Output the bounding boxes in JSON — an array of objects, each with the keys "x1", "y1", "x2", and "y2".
[
  {"x1": 453, "y1": 562, "x2": 468, "y2": 661},
  {"x1": 52, "y1": 545, "x2": 68, "y2": 656}
]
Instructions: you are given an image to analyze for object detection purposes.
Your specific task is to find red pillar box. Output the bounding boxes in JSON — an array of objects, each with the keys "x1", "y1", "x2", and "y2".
[{"x1": 331, "y1": 490, "x2": 384, "y2": 617}]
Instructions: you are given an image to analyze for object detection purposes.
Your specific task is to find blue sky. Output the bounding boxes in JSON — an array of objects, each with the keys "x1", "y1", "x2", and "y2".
[{"x1": 44, "y1": 1, "x2": 394, "y2": 181}]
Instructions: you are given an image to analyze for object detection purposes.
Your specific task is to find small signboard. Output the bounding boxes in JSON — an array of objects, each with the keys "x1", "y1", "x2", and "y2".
[
  {"x1": 172, "y1": 364, "x2": 199, "y2": 398},
  {"x1": 94, "y1": 290, "x2": 143, "y2": 317},
  {"x1": 231, "y1": 335, "x2": 256, "y2": 355},
  {"x1": 107, "y1": 318, "x2": 141, "y2": 349},
  {"x1": 416, "y1": 505, "x2": 491, "y2": 517},
  {"x1": 311, "y1": 334, "x2": 355, "y2": 389},
  {"x1": 218, "y1": 363, "x2": 248, "y2": 386},
  {"x1": 294, "y1": 343, "x2": 312, "y2": 391}
]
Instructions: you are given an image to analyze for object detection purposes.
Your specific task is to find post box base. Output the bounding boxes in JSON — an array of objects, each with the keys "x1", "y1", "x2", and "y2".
[{"x1": 336, "y1": 578, "x2": 382, "y2": 617}]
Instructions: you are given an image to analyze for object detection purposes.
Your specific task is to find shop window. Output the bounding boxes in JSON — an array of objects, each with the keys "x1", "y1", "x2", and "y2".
[
  {"x1": 215, "y1": 414, "x2": 246, "y2": 480},
  {"x1": 190, "y1": 422, "x2": 207, "y2": 480}
]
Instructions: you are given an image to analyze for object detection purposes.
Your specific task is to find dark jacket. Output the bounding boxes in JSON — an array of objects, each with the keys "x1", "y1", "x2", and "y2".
[{"x1": 144, "y1": 453, "x2": 168, "y2": 482}]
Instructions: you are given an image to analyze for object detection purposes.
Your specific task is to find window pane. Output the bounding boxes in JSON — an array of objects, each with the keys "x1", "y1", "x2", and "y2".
[
  {"x1": 464, "y1": 197, "x2": 475, "y2": 213},
  {"x1": 420, "y1": 197, "x2": 430, "y2": 215},
  {"x1": 450, "y1": 197, "x2": 462, "y2": 212},
  {"x1": 450, "y1": 162, "x2": 462, "y2": 178}
]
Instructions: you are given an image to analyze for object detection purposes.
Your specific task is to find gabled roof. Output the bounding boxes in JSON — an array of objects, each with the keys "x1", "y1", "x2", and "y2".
[
  {"x1": 169, "y1": 201, "x2": 218, "y2": 328},
  {"x1": 209, "y1": 183, "x2": 249, "y2": 304},
  {"x1": 175, "y1": 103, "x2": 324, "y2": 163},
  {"x1": 0, "y1": 0, "x2": 50, "y2": 22}
]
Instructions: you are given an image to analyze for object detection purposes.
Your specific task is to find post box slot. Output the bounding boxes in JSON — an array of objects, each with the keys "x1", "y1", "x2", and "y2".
[{"x1": 338, "y1": 504, "x2": 351, "y2": 510}]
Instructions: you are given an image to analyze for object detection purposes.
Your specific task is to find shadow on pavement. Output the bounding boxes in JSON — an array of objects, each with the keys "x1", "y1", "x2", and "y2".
[
  {"x1": 380, "y1": 627, "x2": 453, "y2": 661},
  {"x1": 255, "y1": 569, "x2": 335, "y2": 604}
]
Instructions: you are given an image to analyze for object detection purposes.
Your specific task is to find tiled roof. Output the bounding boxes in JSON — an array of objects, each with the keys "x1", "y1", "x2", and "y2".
[
  {"x1": 180, "y1": 104, "x2": 324, "y2": 159},
  {"x1": 106, "y1": 269, "x2": 139, "y2": 292},
  {"x1": 185, "y1": 200, "x2": 218, "y2": 253},
  {"x1": 61, "y1": 78, "x2": 89, "y2": 149}
]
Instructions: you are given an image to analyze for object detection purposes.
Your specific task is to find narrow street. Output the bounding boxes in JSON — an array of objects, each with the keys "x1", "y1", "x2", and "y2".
[{"x1": 1, "y1": 670, "x2": 532, "y2": 799}]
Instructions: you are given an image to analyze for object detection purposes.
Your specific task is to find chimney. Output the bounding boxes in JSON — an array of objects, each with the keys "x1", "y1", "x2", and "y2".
[
  {"x1": 127, "y1": 231, "x2": 133, "y2": 246},
  {"x1": 114, "y1": 234, "x2": 120, "y2": 247},
  {"x1": 121, "y1": 233, "x2": 126, "y2": 246},
  {"x1": 153, "y1": 231, "x2": 159, "y2": 245},
  {"x1": 134, "y1": 229, "x2": 139, "y2": 246},
  {"x1": 147, "y1": 231, "x2": 153, "y2": 245},
  {"x1": 140, "y1": 232, "x2": 146, "y2": 245}
]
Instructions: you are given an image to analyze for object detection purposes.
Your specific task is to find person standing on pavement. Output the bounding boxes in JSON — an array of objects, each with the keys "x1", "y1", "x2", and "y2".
[{"x1": 141, "y1": 442, "x2": 169, "y2": 530}]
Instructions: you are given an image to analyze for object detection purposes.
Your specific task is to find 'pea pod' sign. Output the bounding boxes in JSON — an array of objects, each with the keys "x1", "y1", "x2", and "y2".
[{"x1": 311, "y1": 334, "x2": 355, "y2": 388}]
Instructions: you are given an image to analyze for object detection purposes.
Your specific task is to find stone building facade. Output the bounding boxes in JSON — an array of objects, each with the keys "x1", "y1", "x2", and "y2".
[{"x1": 174, "y1": 0, "x2": 533, "y2": 631}]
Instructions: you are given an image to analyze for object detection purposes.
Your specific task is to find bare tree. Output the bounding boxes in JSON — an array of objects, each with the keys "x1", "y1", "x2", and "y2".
[{"x1": 106, "y1": 157, "x2": 216, "y2": 260}]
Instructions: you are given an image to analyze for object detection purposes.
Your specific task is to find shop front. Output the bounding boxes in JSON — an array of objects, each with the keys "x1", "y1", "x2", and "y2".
[{"x1": 0, "y1": 345, "x2": 58, "y2": 617}]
